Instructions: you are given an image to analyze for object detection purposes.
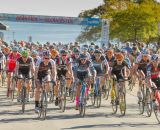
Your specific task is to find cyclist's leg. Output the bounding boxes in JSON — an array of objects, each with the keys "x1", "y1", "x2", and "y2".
[
  {"x1": 35, "y1": 79, "x2": 41, "y2": 112},
  {"x1": 75, "y1": 81, "x2": 81, "y2": 109}
]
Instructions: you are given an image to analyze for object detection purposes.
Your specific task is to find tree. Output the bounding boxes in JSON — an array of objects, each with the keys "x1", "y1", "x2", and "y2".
[{"x1": 76, "y1": 0, "x2": 160, "y2": 43}]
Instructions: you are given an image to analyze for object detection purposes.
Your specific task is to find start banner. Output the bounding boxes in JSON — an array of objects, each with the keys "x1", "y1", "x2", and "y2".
[{"x1": 0, "y1": 13, "x2": 101, "y2": 26}]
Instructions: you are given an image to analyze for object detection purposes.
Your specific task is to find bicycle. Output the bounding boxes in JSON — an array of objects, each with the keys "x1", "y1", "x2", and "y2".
[
  {"x1": 69, "y1": 79, "x2": 77, "y2": 102},
  {"x1": 58, "y1": 75, "x2": 69, "y2": 112},
  {"x1": 38, "y1": 78, "x2": 53, "y2": 120},
  {"x1": 110, "y1": 67, "x2": 130, "y2": 116},
  {"x1": 17, "y1": 75, "x2": 33, "y2": 113},
  {"x1": 91, "y1": 75, "x2": 104, "y2": 108},
  {"x1": 138, "y1": 77, "x2": 152, "y2": 117},
  {"x1": 102, "y1": 75, "x2": 112, "y2": 100},
  {"x1": 79, "y1": 77, "x2": 87, "y2": 117},
  {"x1": 152, "y1": 82, "x2": 160, "y2": 123}
]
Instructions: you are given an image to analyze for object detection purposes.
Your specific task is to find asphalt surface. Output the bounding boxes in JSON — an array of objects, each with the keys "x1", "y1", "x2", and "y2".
[{"x1": 0, "y1": 83, "x2": 160, "y2": 130}]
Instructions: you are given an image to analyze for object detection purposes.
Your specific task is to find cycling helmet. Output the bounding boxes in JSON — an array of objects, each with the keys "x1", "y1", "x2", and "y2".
[
  {"x1": 31, "y1": 50, "x2": 38, "y2": 55},
  {"x1": 116, "y1": 53, "x2": 124, "y2": 61},
  {"x1": 43, "y1": 50, "x2": 50, "y2": 57},
  {"x1": 21, "y1": 50, "x2": 28, "y2": 58},
  {"x1": 121, "y1": 49, "x2": 127, "y2": 54},
  {"x1": 142, "y1": 49, "x2": 149, "y2": 55},
  {"x1": 151, "y1": 54, "x2": 159, "y2": 61},
  {"x1": 60, "y1": 49, "x2": 68, "y2": 55},
  {"x1": 89, "y1": 47, "x2": 95, "y2": 52},
  {"x1": 82, "y1": 47, "x2": 88, "y2": 51},
  {"x1": 73, "y1": 47, "x2": 80, "y2": 53},
  {"x1": 80, "y1": 54, "x2": 87, "y2": 59},
  {"x1": 12, "y1": 46, "x2": 18, "y2": 52},
  {"x1": 94, "y1": 49, "x2": 102, "y2": 54},
  {"x1": 51, "y1": 49, "x2": 58, "y2": 57}
]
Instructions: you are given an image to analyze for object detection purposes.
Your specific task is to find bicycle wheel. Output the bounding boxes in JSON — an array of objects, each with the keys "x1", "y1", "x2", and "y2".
[
  {"x1": 79, "y1": 95, "x2": 86, "y2": 117},
  {"x1": 61, "y1": 86, "x2": 67, "y2": 112},
  {"x1": 146, "y1": 89, "x2": 152, "y2": 117},
  {"x1": 119, "y1": 92, "x2": 126, "y2": 116},
  {"x1": 138, "y1": 85, "x2": 145, "y2": 114},
  {"x1": 111, "y1": 88, "x2": 118, "y2": 114},
  {"x1": 11, "y1": 78, "x2": 16, "y2": 101},
  {"x1": 69, "y1": 84, "x2": 76, "y2": 102},
  {"x1": 40, "y1": 91, "x2": 47, "y2": 120},
  {"x1": 1, "y1": 71, "x2": 5, "y2": 86},
  {"x1": 154, "y1": 102, "x2": 160, "y2": 124},
  {"x1": 96, "y1": 90, "x2": 101, "y2": 108},
  {"x1": 105, "y1": 80, "x2": 111, "y2": 100},
  {"x1": 90, "y1": 89, "x2": 95, "y2": 106},
  {"x1": 21, "y1": 86, "x2": 26, "y2": 113}
]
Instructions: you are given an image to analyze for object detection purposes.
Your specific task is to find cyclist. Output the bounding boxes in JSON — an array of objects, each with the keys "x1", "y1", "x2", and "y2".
[
  {"x1": 6, "y1": 46, "x2": 21, "y2": 97},
  {"x1": 105, "y1": 49, "x2": 115, "y2": 67},
  {"x1": 54, "y1": 49, "x2": 74, "y2": 106},
  {"x1": 92, "y1": 49, "x2": 109, "y2": 91},
  {"x1": 0, "y1": 51, "x2": 6, "y2": 83},
  {"x1": 34, "y1": 50, "x2": 57, "y2": 113},
  {"x1": 31, "y1": 50, "x2": 41, "y2": 65},
  {"x1": 15, "y1": 50, "x2": 35, "y2": 102},
  {"x1": 147, "y1": 54, "x2": 160, "y2": 107},
  {"x1": 75, "y1": 54, "x2": 96, "y2": 110}
]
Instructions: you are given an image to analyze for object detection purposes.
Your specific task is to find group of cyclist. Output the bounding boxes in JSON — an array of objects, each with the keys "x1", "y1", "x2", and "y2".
[{"x1": 0, "y1": 40, "x2": 159, "y2": 116}]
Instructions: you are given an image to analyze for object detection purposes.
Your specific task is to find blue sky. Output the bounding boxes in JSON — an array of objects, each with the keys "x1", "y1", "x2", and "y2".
[{"x1": 0, "y1": 0, "x2": 104, "y2": 17}]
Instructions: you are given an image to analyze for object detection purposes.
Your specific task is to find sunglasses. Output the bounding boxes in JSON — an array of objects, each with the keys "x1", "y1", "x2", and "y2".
[
  {"x1": 80, "y1": 58, "x2": 86, "y2": 61},
  {"x1": 22, "y1": 56, "x2": 27, "y2": 59},
  {"x1": 62, "y1": 54, "x2": 67, "y2": 57},
  {"x1": 13, "y1": 50, "x2": 17, "y2": 52},
  {"x1": 44, "y1": 57, "x2": 50, "y2": 60}
]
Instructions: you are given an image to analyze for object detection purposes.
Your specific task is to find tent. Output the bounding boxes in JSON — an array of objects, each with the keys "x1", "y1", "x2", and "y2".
[{"x1": 0, "y1": 22, "x2": 9, "y2": 30}]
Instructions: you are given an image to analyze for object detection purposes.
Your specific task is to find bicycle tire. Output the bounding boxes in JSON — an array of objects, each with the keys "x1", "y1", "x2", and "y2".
[
  {"x1": 138, "y1": 84, "x2": 145, "y2": 114},
  {"x1": 154, "y1": 102, "x2": 160, "y2": 124},
  {"x1": 21, "y1": 86, "x2": 26, "y2": 113},
  {"x1": 146, "y1": 89, "x2": 152, "y2": 117},
  {"x1": 39, "y1": 90, "x2": 47, "y2": 120},
  {"x1": 111, "y1": 88, "x2": 118, "y2": 114},
  {"x1": 79, "y1": 95, "x2": 86, "y2": 117},
  {"x1": 119, "y1": 92, "x2": 126, "y2": 116},
  {"x1": 96, "y1": 90, "x2": 101, "y2": 108}
]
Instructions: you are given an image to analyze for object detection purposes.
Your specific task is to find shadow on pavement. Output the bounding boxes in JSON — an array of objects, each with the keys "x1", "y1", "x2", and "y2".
[{"x1": 62, "y1": 122, "x2": 160, "y2": 129}]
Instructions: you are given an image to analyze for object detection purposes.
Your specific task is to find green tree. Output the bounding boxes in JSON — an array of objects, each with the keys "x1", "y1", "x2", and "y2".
[{"x1": 76, "y1": 0, "x2": 160, "y2": 43}]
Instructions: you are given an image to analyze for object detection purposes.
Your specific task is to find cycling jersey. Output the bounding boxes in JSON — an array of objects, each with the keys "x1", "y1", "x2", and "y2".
[
  {"x1": 17, "y1": 56, "x2": 33, "y2": 77},
  {"x1": 92, "y1": 55, "x2": 107, "y2": 75},
  {"x1": 105, "y1": 56, "x2": 115, "y2": 67},
  {"x1": 111, "y1": 61, "x2": 129, "y2": 80},
  {"x1": 37, "y1": 59, "x2": 54, "y2": 81},
  {"x1": 137, "y1": 59, "x2": 149, "y2": 76},
  {"x1": 7, "y1": 52, "x2": 21, "y2": 72}
]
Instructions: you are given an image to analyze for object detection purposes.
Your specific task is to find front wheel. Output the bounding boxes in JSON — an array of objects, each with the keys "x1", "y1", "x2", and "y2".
[
  {"x1": 79, "y1": 95, "x2": 86, "y2": 117},
  {"x1": 146, "y1": 90, "x2": 152, "y2": 117},
  {"x1": 21, "y1": 86, "x2": 26, "y2": 113},
  {"x1": 119, "y1": 92, "x2": 126, "y2": 116},
  {"x1": 39, "y1": 91, "x2": 47, "y2": 120}
]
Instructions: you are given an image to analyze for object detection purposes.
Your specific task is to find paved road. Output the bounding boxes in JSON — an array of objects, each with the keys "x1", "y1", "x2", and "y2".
[{"x1": 0, "y1": 84, "x2": 160, "y2": 130}]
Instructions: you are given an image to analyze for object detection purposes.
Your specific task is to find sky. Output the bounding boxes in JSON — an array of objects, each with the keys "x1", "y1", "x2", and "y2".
[{"x1": 0, "y1": 0, "x2": 104, "y2": 17}]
